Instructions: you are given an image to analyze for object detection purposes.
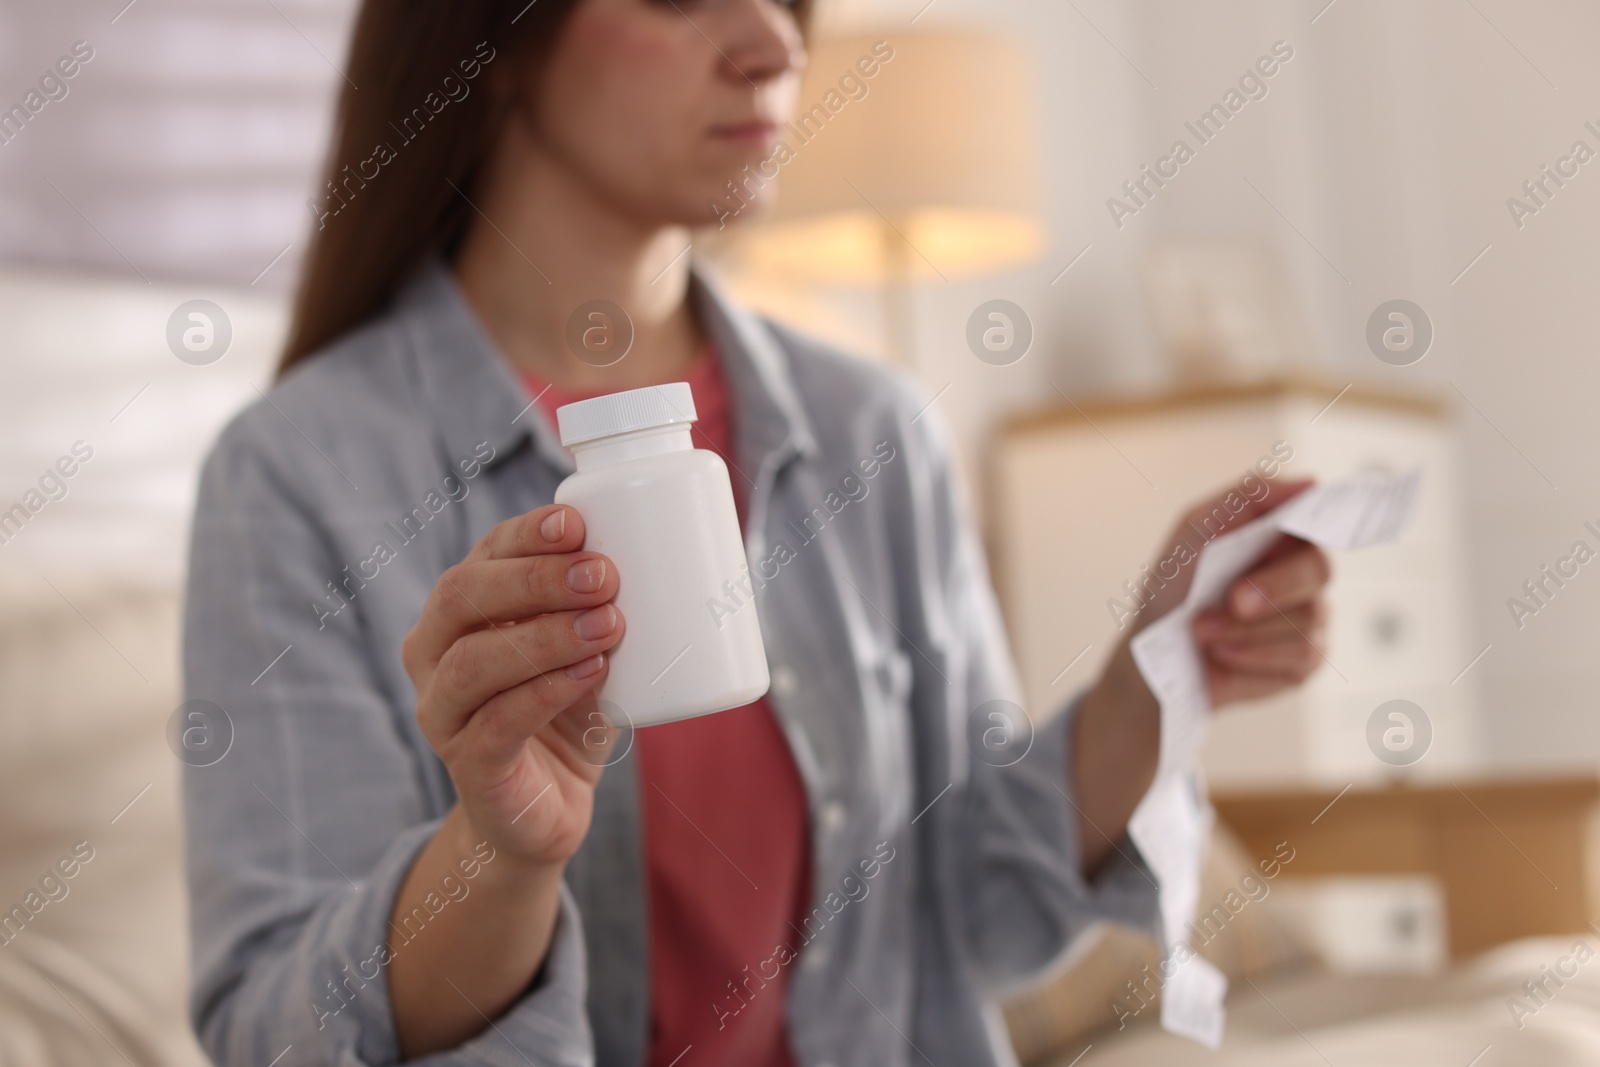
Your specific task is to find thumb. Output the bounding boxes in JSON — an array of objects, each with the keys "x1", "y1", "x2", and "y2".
[{"x1": 1177, "y1": 478, "x2": 1315, "y2": 544}]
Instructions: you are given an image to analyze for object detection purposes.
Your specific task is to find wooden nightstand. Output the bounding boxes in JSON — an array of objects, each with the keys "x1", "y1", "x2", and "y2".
[{"x1": 1214, "y1": 775, "x2": 1600, "y2": 958}]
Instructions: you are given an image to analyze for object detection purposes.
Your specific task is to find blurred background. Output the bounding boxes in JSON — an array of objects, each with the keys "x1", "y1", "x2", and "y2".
[{"x1": 4, "y1": 0, "x2": 1600, "y2": 1064}]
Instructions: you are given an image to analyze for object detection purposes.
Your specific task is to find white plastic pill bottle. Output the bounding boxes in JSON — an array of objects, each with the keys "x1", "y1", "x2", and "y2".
[{"x1": 553, "y1": 382, "x2": 770, "y2": 727}]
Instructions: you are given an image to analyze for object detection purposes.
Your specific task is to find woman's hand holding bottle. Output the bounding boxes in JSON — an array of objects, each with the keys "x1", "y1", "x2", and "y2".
[
  {"x1": 389, "y1": 503, "x2": 625, "y2": 1057},
  {"x1": 402, "y1": 502, "x2": 625, "y2": 872}
]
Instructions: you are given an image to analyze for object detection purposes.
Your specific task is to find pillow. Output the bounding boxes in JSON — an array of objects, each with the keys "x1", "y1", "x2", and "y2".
[{"x1": 1001, "y1": 821, "x2": 1322, "y2": 1065}]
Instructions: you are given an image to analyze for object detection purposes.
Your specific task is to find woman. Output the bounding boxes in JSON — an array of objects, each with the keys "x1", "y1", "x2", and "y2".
[{"x1": 182, "y1": 1, "x2": 1331, "y2": 1065}]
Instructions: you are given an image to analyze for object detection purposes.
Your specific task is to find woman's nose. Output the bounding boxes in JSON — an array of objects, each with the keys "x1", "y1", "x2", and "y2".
[{"x1": 716, "y1": 0, "x2": 807, "y2": 86}]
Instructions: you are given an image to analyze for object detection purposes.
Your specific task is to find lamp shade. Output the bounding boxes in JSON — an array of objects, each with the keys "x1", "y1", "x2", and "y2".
[{"x1": 734, "y1": 29, "x2": 1046, "y2": 283}]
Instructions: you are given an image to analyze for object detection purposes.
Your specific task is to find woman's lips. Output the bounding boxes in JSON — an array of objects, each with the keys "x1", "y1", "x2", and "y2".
[{"x1": 711, "y1": 120, "x2": 780, "y2": 146}]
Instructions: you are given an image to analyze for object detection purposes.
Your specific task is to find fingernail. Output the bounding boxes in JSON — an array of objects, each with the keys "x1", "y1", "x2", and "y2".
[
  {"x1": 566, "y1": 653, "x2": 605, "y2": 680},
  {"x1": 573, "y1": 604, "x2": 616, "y2": 640},
  {"x1": 540, "y1": 508, "x2": 567, "y2": 543},
  {"x1": 566, "y1": 558, "x2": 606, "y2": 593}
]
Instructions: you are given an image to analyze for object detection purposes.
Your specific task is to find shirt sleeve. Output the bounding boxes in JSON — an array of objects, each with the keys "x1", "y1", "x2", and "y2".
[
  {"x1": 181, "y1": 409, "x2": 595, "y2": 1067},
  {"x1": 897, "y1": 395, "x2": 1164, "y2": 994}
]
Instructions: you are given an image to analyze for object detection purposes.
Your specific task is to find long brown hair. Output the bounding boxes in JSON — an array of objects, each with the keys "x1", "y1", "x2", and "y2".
[{"x1": 280, "y1": 0, "x2": 814, "y2": 377}]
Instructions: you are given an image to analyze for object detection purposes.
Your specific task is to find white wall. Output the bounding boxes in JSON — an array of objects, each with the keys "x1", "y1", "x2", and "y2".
[
  {"x1": 0, "y1": 270, "x2": 283, "y2": 604},
  {"x1": 0, "y1": 0, "x2": 352, "y2": 288},
  {"x1": 797, "y1": 0, "x2": 1600, "y2": 773}
]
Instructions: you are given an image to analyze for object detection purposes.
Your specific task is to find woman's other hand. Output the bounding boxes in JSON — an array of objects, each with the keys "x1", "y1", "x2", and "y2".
[
  {"x1": 1071, "y1": 479, "x2": 1331, "y2": 876},
  {"x1": 1152, "y1": 479, "x2": 1331, "y2": 707},
  {"x1": 1192, "y1": 529, "x2": 1331, "y2": 707}
]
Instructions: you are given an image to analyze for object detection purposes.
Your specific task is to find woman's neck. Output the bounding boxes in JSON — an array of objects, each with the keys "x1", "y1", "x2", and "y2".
[{"x1": 452, "y1": 125, "x2": 706, "y2": 393}]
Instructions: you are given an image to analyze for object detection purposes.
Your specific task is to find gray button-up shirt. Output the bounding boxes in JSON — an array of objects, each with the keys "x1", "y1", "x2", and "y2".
[{"x1": 182, "y1": 258, "x2": 1160, "y2": 1067}]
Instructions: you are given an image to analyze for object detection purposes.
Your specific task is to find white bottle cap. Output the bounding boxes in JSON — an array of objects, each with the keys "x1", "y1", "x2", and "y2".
[{"x1": 556, "y1": 382, "x2": 698, "y2": 447}]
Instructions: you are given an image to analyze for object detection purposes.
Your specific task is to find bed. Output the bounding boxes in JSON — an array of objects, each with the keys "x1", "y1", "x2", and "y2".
[{"x1": 1002, "y1": 777, "x2": 1600, "y2": 1066}]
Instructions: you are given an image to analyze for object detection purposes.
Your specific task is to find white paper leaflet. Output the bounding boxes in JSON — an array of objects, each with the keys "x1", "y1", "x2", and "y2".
[{"x1": 1126, "y1": 467, "x2": 1423, "y2": 1047}]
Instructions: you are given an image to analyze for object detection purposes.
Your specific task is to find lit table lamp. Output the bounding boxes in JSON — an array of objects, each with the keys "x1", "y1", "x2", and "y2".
[{"x1": 730, "y1": 30, "x2": 1046, "y2": 366}]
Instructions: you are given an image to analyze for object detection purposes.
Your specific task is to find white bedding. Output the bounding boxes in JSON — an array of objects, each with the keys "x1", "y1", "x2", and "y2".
[
  {"x1": 0, "y1": 587, "x2": 209, "y2": 1067},
  {"x1": 1046, "y1": 937, "x2": 1600, "y2": 1067}
]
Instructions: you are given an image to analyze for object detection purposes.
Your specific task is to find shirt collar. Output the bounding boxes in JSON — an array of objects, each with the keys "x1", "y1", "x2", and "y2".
[{"x1": 392, "y1": 254, "x2": 818, "y2": 481}]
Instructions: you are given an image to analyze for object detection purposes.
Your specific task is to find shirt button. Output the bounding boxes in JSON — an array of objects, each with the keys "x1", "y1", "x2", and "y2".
[
  {"x1": 772, "y1": 665, "x2": 797, "y2": 698},
  {"x1": 819, "y1": 801, "x2": 847, "y2": 836},
  {"x1": 802, "y1": 944, "x2": 830, "y2": 971}
]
